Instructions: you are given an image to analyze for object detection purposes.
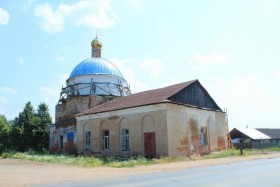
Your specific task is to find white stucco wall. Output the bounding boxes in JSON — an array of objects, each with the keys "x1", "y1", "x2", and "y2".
[
  {"x1": 76, "y1": 104, "x2": 168, "y2": 156},
  {"x1": 75, "y1": 103, "x2": 227, "y2": 157}
]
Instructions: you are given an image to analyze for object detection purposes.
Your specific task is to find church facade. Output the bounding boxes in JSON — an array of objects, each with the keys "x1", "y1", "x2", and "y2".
[{"x1": 49, "y1": 37, "x2": 228, "y2": 157}]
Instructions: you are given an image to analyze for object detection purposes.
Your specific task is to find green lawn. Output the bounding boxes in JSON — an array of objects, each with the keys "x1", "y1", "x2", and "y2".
[
  {"x1": 0, "y1": 151, "x2": 187, "y2": 168},
  {"x1": 1, "y1": 148, "x2": 279, "y2": 168}
]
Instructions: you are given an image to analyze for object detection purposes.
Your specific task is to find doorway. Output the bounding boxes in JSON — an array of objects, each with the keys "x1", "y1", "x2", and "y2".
[{"x1": 144, "y1": 132, "x2": 156, "y2": 158}]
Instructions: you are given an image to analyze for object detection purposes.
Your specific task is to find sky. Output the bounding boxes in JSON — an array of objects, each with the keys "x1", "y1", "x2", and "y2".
[{"x1": 0, "y1": 0, "x2": 280, "y2": 130}]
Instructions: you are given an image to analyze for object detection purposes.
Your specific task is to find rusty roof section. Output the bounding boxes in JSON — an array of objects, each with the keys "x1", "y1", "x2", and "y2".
[{"x1": 76, "y1": 79, "x2": 198, "y2": 116}]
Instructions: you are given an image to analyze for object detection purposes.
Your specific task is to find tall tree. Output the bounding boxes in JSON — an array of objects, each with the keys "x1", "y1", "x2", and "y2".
[
  {"x1": 34, "y1": 103, "x2": 52, "y2": 151},
  {"x1": 9, "y1": 120, "x2": 23, "y2": 151},
  {"x1": 14, "y1": 102, "x2": 36, "y2": 151},
  {"x1": 5, "y1": 102, "x2": 52, "y2": 152},
  {"x1": 0, "y1": 114, "x2": 10, "y2": 152}
]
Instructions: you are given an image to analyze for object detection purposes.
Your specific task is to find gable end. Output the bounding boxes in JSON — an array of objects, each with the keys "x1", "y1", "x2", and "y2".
[{"x1": 168, "y1": 81, "x2": 221, "y2": 111}]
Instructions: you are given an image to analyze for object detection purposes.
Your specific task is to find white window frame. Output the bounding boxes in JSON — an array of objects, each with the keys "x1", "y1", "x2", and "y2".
[
  {"x1": 121, "y1": 129, "x2": 130, "y2": 151},
  {"x1": 85, "y1": 131, "x2": 91, "y2": 150},
  {"x1": 103, "y1": 130, "x2": 109, "y2": 151}
]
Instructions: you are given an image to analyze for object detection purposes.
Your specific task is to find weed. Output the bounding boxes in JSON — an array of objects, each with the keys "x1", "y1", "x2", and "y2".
[{"x1": 1, "y1": 147, "x2": 279, "y2": 168}]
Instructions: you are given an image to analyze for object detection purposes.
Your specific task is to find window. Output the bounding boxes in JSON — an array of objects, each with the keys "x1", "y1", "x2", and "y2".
[
  {"x1": 85, "y1": 131, "x2": 91, "y2": 146},
  {"x1": 59, "y1": 135, "x2": 63, "y2": 149},
  {"x1": 121, "y1": 129, "x2": 130, "y2": 151},
  {"x1": 103, "y1": 130, "x2": 109, "y2": 150},
  {"x1": 200, "y1": 127, "x2": 208, "y2": 145}
]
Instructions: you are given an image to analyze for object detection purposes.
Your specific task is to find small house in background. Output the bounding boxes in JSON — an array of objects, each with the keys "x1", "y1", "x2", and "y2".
[{"x1": 230, "y1": 128, "x2": 280, "y2": 149}]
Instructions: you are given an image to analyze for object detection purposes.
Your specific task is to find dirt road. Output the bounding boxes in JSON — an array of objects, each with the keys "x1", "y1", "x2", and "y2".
[{"x1": 1, "y1": 152, "x2": 280, "y2": 187}]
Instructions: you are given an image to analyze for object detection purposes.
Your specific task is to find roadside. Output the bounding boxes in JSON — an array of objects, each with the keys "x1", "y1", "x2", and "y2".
[{"x1": 0, "y1": 151, "x2": 280, "y2": 187}]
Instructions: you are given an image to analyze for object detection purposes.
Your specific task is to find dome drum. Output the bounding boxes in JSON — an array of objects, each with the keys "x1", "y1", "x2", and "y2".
[
  {"x1": 68, "y1": 74, "x2": 128, "y2": 85},
  {"x1": 65, "y1": 82, "x2": 128, "y2": 96},
  {"x1": 65, "y1": 74, "x2": 130, "y2": 97}
]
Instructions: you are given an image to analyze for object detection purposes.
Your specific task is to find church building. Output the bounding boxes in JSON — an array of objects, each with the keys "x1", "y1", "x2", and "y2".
[{"x1": 49, "y1": 37, "x2": 228, "y2": 157}]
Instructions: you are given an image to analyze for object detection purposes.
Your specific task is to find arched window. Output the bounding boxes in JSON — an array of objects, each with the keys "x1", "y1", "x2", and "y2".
[{"x1": 200, "y1": 127, "x2": 208, "y2": 145}]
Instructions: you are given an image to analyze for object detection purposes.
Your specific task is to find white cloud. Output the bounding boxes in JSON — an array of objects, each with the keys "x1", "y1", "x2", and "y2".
[
  {"x1": 35, "y1": 3, "x2": 64, "y2": 33},
  {"x1": 62, "y1": 46, "x2": 68, "y2": 50},
  {"x1": 58, "y1": 74, "x2": 69, "y2": 86},
  {"x1": 35, "y1": 0, "x2": 119, "y2": 33},
  {"x1": 0, "y1": 86, "x2": 17, "y2": 118},
  {"x1": 204, "y1": 75, "x2": 277, "y2": 129},
  {"x1": 40, "y1": 86, "x2": 60, "y2": 103},
  {"x1": 0, "y1": 87, "x2": 17, "y2": 95},
  {"x1": 18, "y1": 57, "x2": 25, "y2": 65},
  {"x1": 0, "y1": 7, "x2": 10, "y2": 26},
  {"x1": 40, "y1": 74, "x2": 69, "y2": 120},
  {"x1": 22, "y1": 0, "x2": 33, "y2": 10},
  {"x1": 189, "y1": 52, "x2": 229, "y2": 68},
  {"x1": 54, "y1": 54, "x2": 66, "y2": 62},
  {"x1": 0, "y1": 96, "x2": 7, "y2": 105},
  {"x1": 208, "y1": 76, "x2": 264, "y2": 109},
  {"x1": 109, "y1": 58, "x2": 149, "y2": 93},
  {"x1": 273, "y1": 71, "x2": 280, "y2": 85},
  {"x1": 140, "y1": 59, "x2": 164, "y2": 80},
  {"x1": 274, "y1": 71, "x2": 280, "y2": 78},
  {"x1": 126, "y1": 0, "x2": 143, "y2": 9},
  {"x1": 0, "y1": 96, "x2": 7, "y2": 114},
  {"x1": 40, "y1": 73, "x2": 69, "y2": 103},
  {"x1": 27, "y1": 0, "x2": 33, "y2": 7}
]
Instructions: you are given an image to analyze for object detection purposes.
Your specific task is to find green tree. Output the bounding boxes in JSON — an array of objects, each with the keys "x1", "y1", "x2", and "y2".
[
  {"x1": 9, "y1": 120, "x2": 24, "y2": 151},
  {"x1": 0, "y1": 114, "x2": 10, "y2": 152},
  {"x1": 6, "y1": 102, "x2": 52, "y2": 152},
  {"x1": 13, "y1": 102, "x2": 36, "y2": 151},
  {"x1": 34, "y1": 103, "x2": 52, "y2": 151}
]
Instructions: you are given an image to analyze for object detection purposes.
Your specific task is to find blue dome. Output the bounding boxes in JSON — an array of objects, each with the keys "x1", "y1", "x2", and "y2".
[{"x1": 69, "y1": 58, "x2": 123, "y2": 79}]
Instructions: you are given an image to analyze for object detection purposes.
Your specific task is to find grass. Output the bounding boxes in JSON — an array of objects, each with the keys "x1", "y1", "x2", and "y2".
[
  {"x1": 0, "y1": 147, "x2": 279, "y2": 168},
  {"x1": 202, "y1": 149, "x2": 240, "y2": 159},
  {"x1": 0, "y1": 151, "x2": 186, "y2": 168},
  {"x1": 202, "y1": 147, "x2": 280, "y2": 160}
]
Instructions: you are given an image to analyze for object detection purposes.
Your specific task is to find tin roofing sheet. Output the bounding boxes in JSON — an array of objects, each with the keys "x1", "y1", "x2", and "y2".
[
  {"x1": 236, "y1": 128, "x2": 271, "y2": 140},
  {"x1": 256, "y1": 128, "x2": 280, "y2": 139},
  {"x1": 69, "y1": 57, "x2": 123, "y2": 78},
  {"x1": 76, "y1": 80, "x2": 198, "y2": 116}
]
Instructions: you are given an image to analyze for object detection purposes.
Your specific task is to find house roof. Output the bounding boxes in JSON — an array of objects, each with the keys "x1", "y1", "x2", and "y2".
[
  {"x1": 76, "y1": 79, "x2": 199, "y2": 116},
  {"x1": 232, "y1": 128, "x2": 271, "y2": 140},
  {"x1": 256, "y1": 128, "x2": 280, "y2": 139}
]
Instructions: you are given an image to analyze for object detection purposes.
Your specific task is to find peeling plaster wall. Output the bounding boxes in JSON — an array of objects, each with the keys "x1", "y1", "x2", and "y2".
[
  {"x1": 55, "y1": 95, "x2": 114, "y2": 128},
  {"x1": 49, "y1": 125, "x2": 76, "y2": 153},
  {"x1": 76, "y1": 104, "x2": 168, "y2": 156},
  {"x1": 166, "y1": 103, "x2": 227, "y2": 157},
  {"x1": 215, "y1": 112, "x2": 227, "y2": 150},
  {"x1": 66, "y1": 102, "x2": 226, "y2": 157},
  {"x1": 50, "y1": 95, "x2": 116, "y2": 152}
]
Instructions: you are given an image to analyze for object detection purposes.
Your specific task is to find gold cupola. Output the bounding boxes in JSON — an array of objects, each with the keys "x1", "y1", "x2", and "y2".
[
  {"x1": 91, "y1": 36, "x2": 102, "y2": 49},
  {"x1": 91, "y1": 36, "x2": 102, "y2": 58}
]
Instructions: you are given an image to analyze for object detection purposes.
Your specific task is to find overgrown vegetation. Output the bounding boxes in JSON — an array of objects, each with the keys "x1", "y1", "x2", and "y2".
[
  {"x1": 1, "y1": 148, "x2": 279, "y2": 168},
  {"x1": 0, "y1": 102, "x2": 52, "y2": 153},
  {"x1": 0, "y1": 151, "x2": 187, "y2": 168},
  {"x1": 199, "y1": 147, "x2": 280, "y2": 160}
]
